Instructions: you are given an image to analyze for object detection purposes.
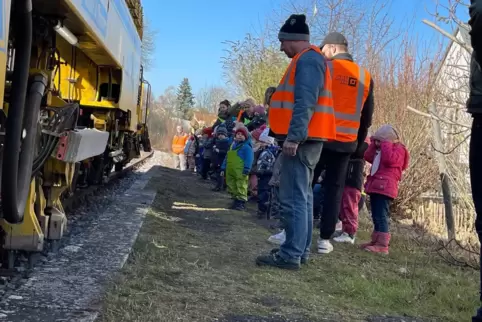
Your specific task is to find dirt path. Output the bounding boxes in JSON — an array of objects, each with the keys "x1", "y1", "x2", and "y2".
[{"x1": 99, "y1": 166, "x2": 478, "y2": 322}]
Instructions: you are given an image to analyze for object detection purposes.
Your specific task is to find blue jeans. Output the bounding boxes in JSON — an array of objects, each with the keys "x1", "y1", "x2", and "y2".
[
  {"x1": 370, "y1": 193, "x2": 391, "y2": 233},
  {"x1": 278, "y1": 141, "x2": 323, "y2": 264},
  {"x1": 257, "y1": 174, "x2": 271, "y2": 213}
]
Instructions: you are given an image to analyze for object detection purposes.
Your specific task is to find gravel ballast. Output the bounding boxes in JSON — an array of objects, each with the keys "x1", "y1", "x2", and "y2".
[{"x1": 0, "y1": 151, "x2": 170, "y2": 321}]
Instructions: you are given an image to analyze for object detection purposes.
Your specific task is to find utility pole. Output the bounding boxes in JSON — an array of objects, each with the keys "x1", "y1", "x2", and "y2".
[{"x1": 429, "y1": 102, "x2": 455, "y2": 240}]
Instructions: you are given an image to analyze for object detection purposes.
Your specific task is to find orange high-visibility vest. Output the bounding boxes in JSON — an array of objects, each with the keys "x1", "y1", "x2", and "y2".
[
  {"x1": 236, "y1": 110, "x2": 251, "y2": 125},
  {"x1": 326, "y1": 59, "x2": 371, "y2": 142},
  {"x1": 172, "y1": 133, "x2": 188, "y2": 154},
  {"x1": 268, "y1": 45, "x2": 336, "y2": 141}
]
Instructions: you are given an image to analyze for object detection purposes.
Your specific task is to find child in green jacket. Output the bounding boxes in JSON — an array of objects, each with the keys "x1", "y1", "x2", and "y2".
[{"x1": 221, "y1": 126, "x2": 254, "y2": 210}]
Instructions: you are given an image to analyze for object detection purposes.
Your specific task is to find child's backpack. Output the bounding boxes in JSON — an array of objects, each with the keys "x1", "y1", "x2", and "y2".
[{"x1": 256, "y1": 147, "x2": 278, "y2": 175}]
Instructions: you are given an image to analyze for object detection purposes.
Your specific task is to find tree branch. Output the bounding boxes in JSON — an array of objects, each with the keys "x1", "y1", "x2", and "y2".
[
  {"x1": 406, "y1": 105, "x2": 470, "y2": 129},
  {"x1": 422, "y1": 19, "x2": 473, "y2": 54}
]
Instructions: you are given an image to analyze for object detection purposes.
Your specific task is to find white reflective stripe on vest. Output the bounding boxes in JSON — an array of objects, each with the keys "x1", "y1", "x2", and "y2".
[
  {"x1": 269, "y1": 100, "x2": 334, "y2": 114},
  {"x1": 270, "y1": 60, "x2": 334, "y2": 114}
]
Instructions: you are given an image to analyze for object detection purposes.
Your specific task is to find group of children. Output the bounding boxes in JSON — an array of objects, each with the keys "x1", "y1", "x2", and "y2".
[
  {"x1": 182, "y1": 90, "x2": 410, "y2": 255},
  {"x1": 182, "y1": 97, "x2": 280, "y2": 213}
]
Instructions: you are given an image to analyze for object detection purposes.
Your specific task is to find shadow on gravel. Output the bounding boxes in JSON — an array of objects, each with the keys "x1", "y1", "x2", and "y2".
[{"x1": 99, "y1": 165, "x2": 476, "y2": 322}]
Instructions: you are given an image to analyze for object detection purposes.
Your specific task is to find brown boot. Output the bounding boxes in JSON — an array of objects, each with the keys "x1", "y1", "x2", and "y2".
[
  {"x1": 359, "y1": 232, "x2": 378, "y2": 249},
  {"x1": 365, "y1": 232, "x2": 390, "y2": 255}
]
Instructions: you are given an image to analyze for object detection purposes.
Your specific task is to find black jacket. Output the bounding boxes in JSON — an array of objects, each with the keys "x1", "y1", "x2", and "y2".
[
  {"x1": 345, "y1": 159, "x2": 366, "y2": 191},
  {"x1": 345, "y1": 141, "x2": 368, "y2": 190},
  {"x1": 193, "y1": 136, "x2": 200, "y2": 155},
  {"x1": 247, "y1": 114, "x2": 267, "y2": 131},
  {"x1": 212, "y1": 138, "x2": 230, "y2": 167},
  {"x1": 323, "y1": 53, "x2": 374, "y2": 155},
  {"x1": 469, "y1": 0, "x2": 482, "y2": 114}
]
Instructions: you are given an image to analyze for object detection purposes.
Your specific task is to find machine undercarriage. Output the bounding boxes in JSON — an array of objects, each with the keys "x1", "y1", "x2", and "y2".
[{"x1": 0, "y1": 0, "x2": 151, "y2": 268}]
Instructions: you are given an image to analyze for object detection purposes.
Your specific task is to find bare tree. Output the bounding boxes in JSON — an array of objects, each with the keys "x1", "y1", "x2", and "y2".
[
  {"x1": 156, "y1": 86, "x2": 178, "y2": 111},
  {"x1": 222, "y1": 0, "x2": 439, "y2": 214},
  {"x1": 408, "y1": 0, "x2": 475, "y2": 228},
  {"x1": 221, "y1": 33, "x2": 288, "y2": 103},
  {"x1": 195, "y1": 86, "x2": 233, "y2": 113},
  {"x1": 268, "y1": 0, "x2": 402, "y2": 69},
  {"x1": 141, "y1": 18, "x2": 158, "y2": 71},
  {"x1": 402, "y1": 1, "x2": 480, "y2": 270},
  {"x1": 147, "y1": 86, "x2": 183, "y2": 151},
  {"x1": 371, "y1": 35, "x2": 441, "y2": 214}
]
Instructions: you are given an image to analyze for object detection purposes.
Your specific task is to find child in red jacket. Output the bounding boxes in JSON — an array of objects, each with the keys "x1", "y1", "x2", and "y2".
[{"x1": 360, "y1": 125, "x2": 410, "y2": 254}]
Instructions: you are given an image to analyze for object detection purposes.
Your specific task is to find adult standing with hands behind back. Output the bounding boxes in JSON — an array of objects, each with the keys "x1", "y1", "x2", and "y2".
[
  {"x1": 313, "y1": 32, "x2": 374, "y2": 253},
  {"x1": 256, "y1": 13, "x2": 336, "y2": 270}
]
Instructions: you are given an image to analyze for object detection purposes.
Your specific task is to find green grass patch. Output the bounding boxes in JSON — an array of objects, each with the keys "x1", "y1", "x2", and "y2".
[{"x1": 99, "y1": 166, "x2": 478, "y2": 322}]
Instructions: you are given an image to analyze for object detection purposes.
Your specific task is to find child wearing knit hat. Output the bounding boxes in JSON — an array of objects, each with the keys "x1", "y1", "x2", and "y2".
[
  {"x1": 247, "y1": 105, "x2": 267, "y2": 131},
  {"x1": 185, "y1": 132, "x2": 200, "y2": 173},
  {"x1": 221, "y1": 126, "x2": 254, "y2": 210},
  {"x1": 247, "y1": 124, "x2": 268, "y2": 198},
  {"x1": 255, "y1": 128, "x2": 279, "y2": 219},
  {"x1": 212, "y1": 125, "x2": 232, "y2": 191},
  {"x1": 200, "y1": 127, "x2": 214, "y2": 180},
  {"x1": 360, "y1": 124, "x2": 409, "y2": 255}
]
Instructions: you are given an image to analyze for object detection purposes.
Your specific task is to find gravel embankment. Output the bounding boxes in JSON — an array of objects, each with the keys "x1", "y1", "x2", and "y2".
[
  {"x1": 0, "y1": 151, "x2": 169, "y2": 321},
  {"x1": 0, "y1": 151, "x2": 170, "y2": 298}
]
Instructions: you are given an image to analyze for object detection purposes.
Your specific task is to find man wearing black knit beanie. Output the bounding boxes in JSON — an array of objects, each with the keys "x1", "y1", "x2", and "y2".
[{"x1": 256, "y1": 14, "x2": 336, "y2": 270}]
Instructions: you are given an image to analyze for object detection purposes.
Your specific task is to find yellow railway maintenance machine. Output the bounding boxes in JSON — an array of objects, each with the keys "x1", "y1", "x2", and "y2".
[{"x1": 0, "y1": 0, "x2": 152, "y2": 268}]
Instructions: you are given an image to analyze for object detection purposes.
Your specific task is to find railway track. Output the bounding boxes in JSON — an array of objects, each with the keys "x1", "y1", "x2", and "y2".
[
  {"x1": 0, "y1": 150, "x2": 154, "y2": 278},
  {"x1": 62, "y1": 150, "x2": 154, "y2": 212}
]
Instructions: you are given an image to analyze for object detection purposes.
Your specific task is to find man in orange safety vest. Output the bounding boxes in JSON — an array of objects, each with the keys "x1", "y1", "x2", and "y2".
[
  {"x1": 314, "y1": 32, "x2": 374, "y2": 254},
  {"x1": 171, "y1": 125, "x2": 188, "y2": 171},
  {"x1": 256, "y1": 14, "x2": 336, "y2": 270}
]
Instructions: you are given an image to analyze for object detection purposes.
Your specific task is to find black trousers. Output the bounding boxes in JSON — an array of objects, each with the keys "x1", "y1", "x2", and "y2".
[
  {"x1": 201, "y1": 159, "x2": 211, "y2": 179},
  {"x1": 471, "y1": 116, "x2": 482, "y2": 321},
  {"x1": 313, "y1": 149, "x2": 351, "y2": 240},
  {"x1": 214, "y1": 167, "x2": 225, "y2": 189}
]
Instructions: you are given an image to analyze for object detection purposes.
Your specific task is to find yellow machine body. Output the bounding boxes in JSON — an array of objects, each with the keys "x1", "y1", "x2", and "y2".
[{"x1": 0, "y1": 0, "x2": 151, "y2": 256}]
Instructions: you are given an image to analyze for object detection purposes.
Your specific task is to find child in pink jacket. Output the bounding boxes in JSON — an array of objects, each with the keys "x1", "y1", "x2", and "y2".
[{"x1": 360, "y1": 124, "x2": 409, "y2": 254}]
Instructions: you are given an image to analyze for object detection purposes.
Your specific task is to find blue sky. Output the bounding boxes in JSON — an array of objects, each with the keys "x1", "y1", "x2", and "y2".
[{"x1": 142, "y1": 0, "x2": 469, "y2": 98}]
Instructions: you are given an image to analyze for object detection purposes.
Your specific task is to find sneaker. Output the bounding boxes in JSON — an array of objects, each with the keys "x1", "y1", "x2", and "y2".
[
  {"x1": 317, "y1": 239, "x2": 333, "y2": 254},
  {"x1": 267, "y1": 230, "x2": 286, "y2": 245},
  {"x1": 234, "y1": 200, "x2": 246, "y2": 211},
  {"x1": 256, "y1": 251, "x2": 300, "y2": 270},
  {"x1": 270, "y1": 248, "x2": 308, "y2": 265},
  {"x1": 333, "y1": 232, "x2": 355, "y2": 244}
]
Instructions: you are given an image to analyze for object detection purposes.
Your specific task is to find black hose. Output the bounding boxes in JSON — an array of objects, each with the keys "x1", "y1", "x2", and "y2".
[
  {"x1": 32, "y1": 135, "x2": 55, "y2": 170},
  {"x1": 1, "y1": 0, "x2": 35, "y2": 224},
  {"x1": 32, "y1": 137, "x2": 58, "y2": 177},
  {"x1": 3, "y1": 72, "x2": 47, "y2": 223}
]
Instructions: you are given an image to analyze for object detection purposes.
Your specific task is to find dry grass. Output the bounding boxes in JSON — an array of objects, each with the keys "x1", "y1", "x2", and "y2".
[{"x1": 98, "y1": 166, "x2": 479, "y2": 322}]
